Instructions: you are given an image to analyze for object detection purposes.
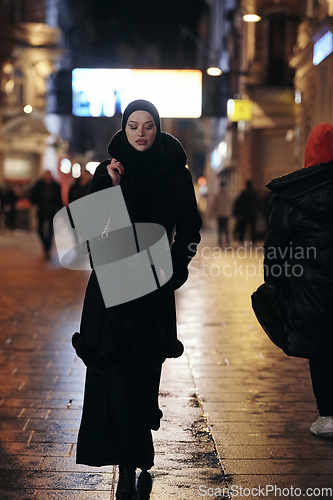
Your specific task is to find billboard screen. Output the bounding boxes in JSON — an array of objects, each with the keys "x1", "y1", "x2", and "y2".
[{"x1": 72, "y1": 69, "x2": 202, "y2": 118}]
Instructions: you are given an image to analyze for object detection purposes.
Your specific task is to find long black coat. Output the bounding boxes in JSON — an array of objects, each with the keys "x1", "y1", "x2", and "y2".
[
  {"x1": 262, "y1": 161, "x2": 333, "y2": 358},
  {"x1": 72, "y1": 132, "x2": 202, "y2": 373}
]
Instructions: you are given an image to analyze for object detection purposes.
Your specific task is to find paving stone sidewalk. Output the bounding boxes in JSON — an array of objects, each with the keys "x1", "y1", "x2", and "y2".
[
  {"x1": 0, "y1": 230, "x2": 225, "y2": 500},
  {"x1": 0, "y1": 229, "x2": 333, "y2": 500},
  {"x1": 178, "y1": 231, "x2": 333, "y2": 498}
]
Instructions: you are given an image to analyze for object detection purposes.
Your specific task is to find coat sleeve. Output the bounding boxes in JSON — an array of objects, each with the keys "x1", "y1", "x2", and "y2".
[
  {"x1": 170, "y1": 168, "x2": 202, "y2": 289},
  {"x1": 263, "y1": 196, "x2": 293, "y2": 285},
  {"x1": 88, "y1": 160, "x2": 113, "y2": 195}
]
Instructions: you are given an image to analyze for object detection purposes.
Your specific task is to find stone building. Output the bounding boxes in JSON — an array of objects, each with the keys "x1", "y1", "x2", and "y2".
[
  {"x1": 290, "y1": 0, "x2": 333, "y2": 168},
  {"x1": 226, "y1": 0, "x2": 306, "y2": 194},
  {"x1": 0, "y1": 0, "x2": 61, "y2": 191}
]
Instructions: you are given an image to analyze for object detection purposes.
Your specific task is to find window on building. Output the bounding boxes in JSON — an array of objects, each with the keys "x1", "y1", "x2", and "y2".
[
  {"x1": 21, "y1": 0, "x2": 46, "y2": 23},
  {"x1": 327, "y1": 0, "x2": 333, "y2": 16},
  {"x1": 14, "y1": 68, "x2": 24, "y2": 105},
  {"x1": 310, "y1": 0, "x2": 327, "y2": 14},
  {"x1": 267, "y1": 13, "x2": 299, "y2": 87},
  {"x1": 267, "y1": 13, "x2": 286, "y2": 86}
]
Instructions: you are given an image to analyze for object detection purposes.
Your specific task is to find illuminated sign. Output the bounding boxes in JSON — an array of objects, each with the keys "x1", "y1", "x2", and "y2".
[
  {"x1": 227, "y1": 99, "x2": 252, "y2": 122},
  {"x1": 313, "y1": 31, "x2": 333, "y2": 66},
  {"x1": 72, "y1": 69, "x2": 202, "y2": 118}
]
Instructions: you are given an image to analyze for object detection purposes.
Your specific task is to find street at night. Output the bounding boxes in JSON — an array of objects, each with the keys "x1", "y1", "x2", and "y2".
[
  {"x1": 2, "y1": 0, "x2": 333, "y2": 498},
  {"x1": 0, "y1": 230, "x2": 332, "y2": 498}
]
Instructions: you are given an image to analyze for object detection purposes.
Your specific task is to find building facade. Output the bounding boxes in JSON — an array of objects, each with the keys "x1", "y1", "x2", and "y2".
[
  {"x1": 227, "y1": 0, "x2": 305, "y2": 194},
  {"x1": 216, "y1": 0, "x2": 333, "y2": 195},
  {"x1": 0, "y1": 0, "x2": 62, "y2": 190},
  {"x1": 290, "y1": 0, "x2": 333, "y2": 168}
]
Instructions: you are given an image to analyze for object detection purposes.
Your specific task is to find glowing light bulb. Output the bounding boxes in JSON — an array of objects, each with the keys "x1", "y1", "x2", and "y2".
[
  {"x1": 207, "y1": 67, "x2": 222, "y2": 77},
  {"x1": 60, "y1": 158, "x2": 71, "y2": 174},
  {"x1": 24, "y1": 105, "x2": 33, "y2": 114},
  {"x1": 243, "y1": 14, "x2": 261, "y2": 22},
  {"x1": 72, "y1": 163, "x2": 81, "y2": 178},
  {"x1": 86, "y1": 162, "x2": 100, "y2": 175}
]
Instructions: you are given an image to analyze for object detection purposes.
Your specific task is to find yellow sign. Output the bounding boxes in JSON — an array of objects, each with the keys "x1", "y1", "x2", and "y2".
[{"x1": 227, "y1": 99, "x2": 252, "y2": 122}]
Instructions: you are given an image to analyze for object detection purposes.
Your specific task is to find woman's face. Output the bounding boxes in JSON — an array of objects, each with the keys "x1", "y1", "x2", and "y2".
[{"x1": 125, "y1": 110, "x2": 157, "y2": 151}]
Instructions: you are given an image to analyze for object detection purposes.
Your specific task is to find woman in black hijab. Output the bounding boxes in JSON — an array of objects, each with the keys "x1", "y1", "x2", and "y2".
[{"x1": 72, "y1": 100, "x2": 202, "y2": 499}]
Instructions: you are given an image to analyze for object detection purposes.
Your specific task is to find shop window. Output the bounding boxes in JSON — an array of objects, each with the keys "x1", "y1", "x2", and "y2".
[{"x1": 4, "y1": 158, "x2": 32, "y2": 181}]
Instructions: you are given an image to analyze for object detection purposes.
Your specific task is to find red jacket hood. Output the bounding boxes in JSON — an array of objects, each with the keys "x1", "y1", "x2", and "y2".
[{"x1": 304, "y1": 123, "x2": 333, "y2": 168}]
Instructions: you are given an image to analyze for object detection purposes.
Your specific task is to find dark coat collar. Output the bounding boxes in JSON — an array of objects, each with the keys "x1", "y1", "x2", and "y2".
[
  {"x1": 267, "y1": 160, "x2": 333, "y2": 219},
  {"x1": 266, "y1": 160, "x2": 333, "y2": 198},
  {"x1": 108, "y1": 130, "x2": 187, "y2": 178}
]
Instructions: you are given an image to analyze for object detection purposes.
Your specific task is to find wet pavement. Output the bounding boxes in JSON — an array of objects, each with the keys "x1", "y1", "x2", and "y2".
[{"x1": 0, "y1": 229, "x2": 332, "y2": 499}]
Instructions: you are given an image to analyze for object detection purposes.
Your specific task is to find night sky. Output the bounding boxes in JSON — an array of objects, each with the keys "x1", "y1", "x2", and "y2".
[
  {"x1": 91, "y1": 0, "x2": 206, "y2": 46},
  {"x1": 62, "y1": 0, "x2": 208, "y2": 65}
]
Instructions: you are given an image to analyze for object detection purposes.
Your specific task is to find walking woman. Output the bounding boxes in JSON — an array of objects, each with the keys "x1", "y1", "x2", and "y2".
[{"x1": 72, "y1": 100, "x2": 202, "y2": 499}]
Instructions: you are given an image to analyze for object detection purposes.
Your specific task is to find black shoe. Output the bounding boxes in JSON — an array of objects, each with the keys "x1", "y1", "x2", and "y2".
[
  {"x1": 116, "y1": 466, "x2": 137, "y2": 500},
  {"x1": 137, "y1": 470, "x2": 152, "y2": 499}
]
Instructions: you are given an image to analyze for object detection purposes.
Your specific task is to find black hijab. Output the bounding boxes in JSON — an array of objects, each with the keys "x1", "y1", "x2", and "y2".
[
  {"x1": 121, "y1": 99, "x2": 161, "y2": 135},
  {"x1": 107, "y1": 99, "x2": 187, "y2": 180}
]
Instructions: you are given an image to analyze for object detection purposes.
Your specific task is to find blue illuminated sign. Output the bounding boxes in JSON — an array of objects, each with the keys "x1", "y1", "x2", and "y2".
[{"x1": 313, "y1": 31, "x2": 333, "y2": 66}]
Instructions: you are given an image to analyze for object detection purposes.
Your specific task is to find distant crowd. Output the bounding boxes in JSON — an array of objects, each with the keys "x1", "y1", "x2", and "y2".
[
  {"x1": 207, "y1": 178, "x2": 271, "y2": 245},
  {"x1": 0, "y1": 172, "x2": 271, "y2": 250},
  {"x1": 0, "y1": 169, "x2": 92, "y2": 258}
]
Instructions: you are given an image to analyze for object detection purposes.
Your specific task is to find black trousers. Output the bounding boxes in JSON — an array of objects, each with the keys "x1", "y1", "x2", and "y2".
[
  {"x1": 217, "y1": 217, "x2": 229, "y2": 244},
  {"x1": 238, "y1": 217, "x2": 256, "y2": 243},
  {"x1": 309, "y1": 358, "x2": 333, "y2": 416},
  {"x1": 37, "y1": 215, "x2": 53, "y2": 252}
]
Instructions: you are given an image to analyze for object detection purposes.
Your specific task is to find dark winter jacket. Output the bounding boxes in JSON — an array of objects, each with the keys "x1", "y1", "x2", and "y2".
[
  {"x1": 72, "y1": 131, "x2": 202, "y2": 373},
  {"x1": 31, "y1": 179, "x2": 63, "y2": 218},
  {"x1": 68, "y1": 178, "x2": 91, "y2": 203},
  {"x1": 234, "y1": 186, "x2": 259, "y2": 220},
  {"x1": 256, "y1": 123, "x2": 333, "y2": 358}
]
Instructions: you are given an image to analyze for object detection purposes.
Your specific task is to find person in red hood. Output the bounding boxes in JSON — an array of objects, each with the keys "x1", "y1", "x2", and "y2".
[
  {"x1": 252, "y1": 123, "x2": 333, "y2": 438},
  {"x1": 304, "y1": 122, "x2": 333, "y2": 168}
]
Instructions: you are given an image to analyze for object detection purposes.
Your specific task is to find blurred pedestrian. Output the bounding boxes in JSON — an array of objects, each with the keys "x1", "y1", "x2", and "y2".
[
  {"x1": 71, "y1": 100, "x2": 202, "y2": 499},
  {"x1": 252, "y1": 123, "x2": 333, "y2": 438},
  {"x1": 31, "y1": 170, "x2": 63, "y2": 259},
  {"x1": 0, "y1": 184, "x2": 3, "y2": 221},
  {"x1": 211, "y1": 181, "x2": 232, "y2": 246},
  {"x1": 233, "y1": 179, "x2": 259, "y2": 243},
  {"x1": 68, "y1": 168, "x2": 92, "y2": 203},
  {"x1": 3, "y1": 184, "x2": 18, "y2": 230},
  {"x1": 256, "y1": 188, "x2": 271, "y2": 240}
]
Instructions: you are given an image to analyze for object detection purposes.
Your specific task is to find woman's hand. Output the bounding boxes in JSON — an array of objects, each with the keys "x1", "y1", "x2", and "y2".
[{"x1": 107, "y1": 158, "x2": 124, "y2": 186}]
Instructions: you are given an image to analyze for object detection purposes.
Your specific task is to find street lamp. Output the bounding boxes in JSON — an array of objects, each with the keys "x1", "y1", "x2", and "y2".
[
  {"x1": 23, "y1": 104, "x2": 33, "y2": 114},
  {"x1": 243, "y1": 14, "x2": 261, "y2": 22},
  {"x1": 207, "y1": 67, "x2": 222, "y2": 76}
]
